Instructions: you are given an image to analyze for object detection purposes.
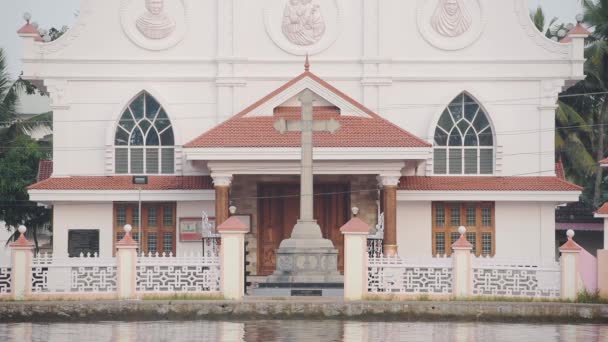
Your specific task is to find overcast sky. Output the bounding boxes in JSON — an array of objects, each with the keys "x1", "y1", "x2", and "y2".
[{"x1": 0, "y1": 0, "x2": 585, "y2": 79}]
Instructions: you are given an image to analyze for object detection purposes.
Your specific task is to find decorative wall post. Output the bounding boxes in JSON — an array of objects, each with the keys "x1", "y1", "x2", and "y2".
[
  {"x1": 451, "y1": 226, "x2": 473, "y2": 298},
  {"x1": 559, "y1": 229, "x2": 582, "y2": 301},
  {"x1": 218, "y1": 216, "x2": 249, "y2": 300},
  {"x1": 378, "y1": 175, "x2": 399, "y2": 257},
  {"x1": 213, "y1": 175, "x2": 232, "y2": 226},
  {"x1": 341, "y1": 207, "x2": 371, "y2": 301},
  {"x1": 596, "y1": 199, "x2": 608, "y2": 298},
  {"x1": 116, "y1": 224, "x2": 139, "y2": 300},
  {"x1": 10, "y1": 226, "x2": 34, "y2": 300}
]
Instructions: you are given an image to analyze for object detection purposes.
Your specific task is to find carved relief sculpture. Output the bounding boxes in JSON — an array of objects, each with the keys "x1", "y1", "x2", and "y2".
[
  {"x1": 136, "y1": 0, "x2": 176, "y2": 40},
  {"x1": 431, "y1": 0, "x2": 472, "y2": 37},
  {"x1": 282, "y1": 0, "x2": 326, "y2": 46}
]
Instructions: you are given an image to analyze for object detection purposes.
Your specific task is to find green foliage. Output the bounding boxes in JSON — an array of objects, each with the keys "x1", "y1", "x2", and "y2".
[
  {"x1": 0, "y1": 135, "x2": 51, "y2": 249},
  {"x1": 576, "y1": 289, "x2": 608, "y2": 304}
]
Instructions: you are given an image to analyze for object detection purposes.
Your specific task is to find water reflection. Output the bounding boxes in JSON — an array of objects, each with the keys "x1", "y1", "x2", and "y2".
[{"x1": 1, "y1": 320, "x2": 607, "y2": 342}]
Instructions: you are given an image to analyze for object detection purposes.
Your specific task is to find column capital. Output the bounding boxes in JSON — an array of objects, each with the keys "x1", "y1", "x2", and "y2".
[
  {"x1": 377, "y1": 175, "x2": 400, "y2": 188},
  {"x1": 212, "y1": 174, "x2": 233, "y2": 187}
]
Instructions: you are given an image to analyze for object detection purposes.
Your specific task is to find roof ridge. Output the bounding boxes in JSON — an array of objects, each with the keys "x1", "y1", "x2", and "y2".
[{"x1": 184, "y1": 70, "x2": 430, "y2": 148}]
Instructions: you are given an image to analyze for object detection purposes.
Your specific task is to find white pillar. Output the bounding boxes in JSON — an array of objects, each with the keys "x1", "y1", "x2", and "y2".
[
  {"x1": 10, "y1": 226, "x2": 34, "y2": 300},
  {"x1": 451, "y1": 226, "x2": 473, "y2": 298},
  {"x1": 218, "y1": 216, "x2": 250, "y2": 300},
  {"x1": 559, "y1": 230, "x2": 582, "y2": 301},
  {"x1": 341, "y1": 210, "x2": 371, "y2": 301},
  {"x1": 116, "y1": 224, "x2": 138, "y2": 300}
]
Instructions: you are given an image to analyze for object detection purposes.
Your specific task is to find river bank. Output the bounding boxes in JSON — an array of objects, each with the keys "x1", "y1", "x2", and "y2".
[{"x1": 0, "y1": 300, "x2": 607, "y2": 323}]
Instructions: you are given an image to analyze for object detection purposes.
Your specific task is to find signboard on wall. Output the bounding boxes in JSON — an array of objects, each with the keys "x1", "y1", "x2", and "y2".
[
  {"x1": 68, "y1": 230, "x2": 100, "y2": 257},
  {"x1": 179, "y1": 217, "x2": 215, "y2": 241}
]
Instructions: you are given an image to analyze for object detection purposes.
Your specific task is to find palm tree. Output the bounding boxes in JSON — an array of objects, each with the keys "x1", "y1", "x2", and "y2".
[
  {"x1": 0, "y1": 48, "x2": 52, "y2": 151},
  {"x1": 530, "y1": 6, "x2": 559, "y2": 38},
  {"x1": 581, "y1": 0, "x2": 608, "y2": 206}
]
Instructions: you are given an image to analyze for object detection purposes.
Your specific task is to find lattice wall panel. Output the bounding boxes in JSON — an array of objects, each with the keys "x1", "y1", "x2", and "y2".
[
  {"x1": 0, "y1": 268, "x2": 11, "y2": 294},
  {"x1": 136, "y1": 265, "x2": 220, "y2": 293}
]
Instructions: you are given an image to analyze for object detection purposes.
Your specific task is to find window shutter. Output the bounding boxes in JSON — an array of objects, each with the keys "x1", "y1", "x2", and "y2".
[
  {"x1": 146, "y1": 148, "x2": 159, "y2": 174},
  {"x1": 434, "y1": 149, "x2": 447, "y2": 174},
  {"x1": 449, "y1": 149, "x2": 462, "y2": 174},
  {"x1": 480, "y1": 149, "x2": 493, "y2": 174},
  {"x1": 130, "y1": 148, "x2": 144, "y2": 174},
  {"x1": 115, "y1": 148, "x2": 129, "y2": 174},
  {"x1": 161, "y1": 148, "x2": 175, "y2": 174},
  {"x1": 464, "y1": 149, "x2": 478, "y2": 174}
]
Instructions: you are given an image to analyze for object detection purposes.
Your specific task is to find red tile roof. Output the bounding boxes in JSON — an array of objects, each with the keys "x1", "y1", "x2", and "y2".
[
  {"x1": 185, "y1": 71, "x2": 429, "y2": 149},
  {"x1": 339, "y1": 217, "x2": 371, "y2": 234},
  {"x1": 17, "y1": 23, "x2": 38, "y2": 35},
  {"x1": 37, "y1": 160, "x2": 53, "y2": 182},
  {"x1": 217, "y1": 216, "x2": 249, "y2": 232},
  {"x1": 28, "y1": 176, "x2": 214, "y2": 191},
  {"x1": 596, "y1": 203, "x2": 608, "y2": 215},
  {"x1": 399, "y1": 176, "x2": 582, "y2": 192},
  {"x1": 569, "y1": 23, "x2": 591, "y2": 36}
]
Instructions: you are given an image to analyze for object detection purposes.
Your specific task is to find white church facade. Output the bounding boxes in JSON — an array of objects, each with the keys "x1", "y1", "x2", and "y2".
[{"x1": 20, "y1": 0, "x2": 586, "y2": 276}]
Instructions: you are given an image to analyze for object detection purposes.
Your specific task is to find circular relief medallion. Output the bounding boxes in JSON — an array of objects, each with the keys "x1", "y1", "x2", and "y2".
[
  {"x1": 417, "y1": 0, "x2": 485, "y2": 51},
  {"x1": 121, "y1": 0, "x2": 188, "y2": 51},
  {"x1": 264, "y1": 0, "x2": 342, "y2": 55}
]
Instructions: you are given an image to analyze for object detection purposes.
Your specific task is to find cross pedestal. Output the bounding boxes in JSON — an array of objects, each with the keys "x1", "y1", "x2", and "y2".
[{"x1": 263, "y1": 89, "x2": 344, "y2": 289}]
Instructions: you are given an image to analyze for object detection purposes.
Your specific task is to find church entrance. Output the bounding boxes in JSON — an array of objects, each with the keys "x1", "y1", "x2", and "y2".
[{"x1": 257, "y1": 182, "x2": 350, "y2": 276}]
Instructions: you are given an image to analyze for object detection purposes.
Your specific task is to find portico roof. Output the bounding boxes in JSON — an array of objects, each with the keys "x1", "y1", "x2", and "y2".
[
  {"x1": 28, "y1": 176, "x2": 213, "y2": 191},
  {"x1": 185, "y1": 71, "x2": 430, "y2": 150},
  {"x1": 399, "y1": 176, "x2": 582, "y2": 192}
]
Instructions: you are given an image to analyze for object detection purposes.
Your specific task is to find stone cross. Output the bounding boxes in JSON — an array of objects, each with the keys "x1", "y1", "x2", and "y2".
[{"x1": 273, "y1": 89, "x2": 340, "y2": 233}]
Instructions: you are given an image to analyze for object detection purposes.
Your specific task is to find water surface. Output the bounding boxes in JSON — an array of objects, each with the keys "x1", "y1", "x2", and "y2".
[{"x1": 0, "y1": 320, "x2": 606, "y2": 342}]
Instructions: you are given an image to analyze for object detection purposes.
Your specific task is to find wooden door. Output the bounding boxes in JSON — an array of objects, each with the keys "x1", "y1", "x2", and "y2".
[{"x1": 257, "y1": 183, "x2": 349, "y2": 276}]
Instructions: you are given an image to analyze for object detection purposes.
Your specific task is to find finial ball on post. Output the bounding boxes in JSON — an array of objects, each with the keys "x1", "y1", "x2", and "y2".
[
  {"x1": 576, "y1": 13, "x2": 584, "y2": 23},
  {"x1": 18, "y1": 225, "x2": 27, "y2": 234},
  {"x1": 351, "y1": 207, "x2": 359, "y2": 216},
  {"x1": 458, "y1": 226, "x2": 466, "y2": 235},
  {"x1": 23, "y1": 12, "x2": 32, "y2": 23},
  {"x1": 124, "y1": 224, "x2": 132, "y2": 233},
  {"x1": 566, "y1": 229, "x2": 575, "y2": 239},
  {"x1": 229, "y1": 205, "x2": 237, "y2": 215}
]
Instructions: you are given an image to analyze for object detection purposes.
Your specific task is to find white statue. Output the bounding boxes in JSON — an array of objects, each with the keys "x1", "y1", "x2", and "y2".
[
  {"x1": 136, "y1": 0, "x2": 176, "y2": 40},
  {"x1": 431, "y1": 0, "x2": 472, "y2": 38},
  {"x1": 282, "y1": 0, "x2": 326, "y2": 46}
]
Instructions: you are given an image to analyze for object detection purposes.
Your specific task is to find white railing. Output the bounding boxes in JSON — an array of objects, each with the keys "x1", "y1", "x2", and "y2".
[
  {"x1": 0, "y1": 267, "x2": 11, "y2": 294},
  {"x1": 31, "y1": 253, "x2": 118, "y2": 293},
  {"x1": 368, "y1": 256, "x2": 453, "y2": 295},
  {"x1": 136, "y1": 252, "x2": 220, "y2": 293},
  {"x1": 472, "y1": 256, "x2": 561, "y2": 298}
]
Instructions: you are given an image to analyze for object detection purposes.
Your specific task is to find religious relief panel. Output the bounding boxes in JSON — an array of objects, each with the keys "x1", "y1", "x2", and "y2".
[
  {"x1": 264, "y1": 0, "x2": 342, "y2": 55},
  {"x1": 136, "y1": 0, "x2": 176, "y2": 40},
  {"x1": 281, "y1": 0, "x2": 326, "y2": 46},
  {"x1": 121, "y1": 0, "x2": 187, "y2": 51},
  {"x1": 431, "y1": 0, "x2": 472, "y2": 38},
  {"x1": 417, "y1": 0, "x2": 484, "y2": 51}
]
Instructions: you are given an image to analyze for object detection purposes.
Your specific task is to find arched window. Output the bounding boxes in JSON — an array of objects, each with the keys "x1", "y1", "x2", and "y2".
[
  {"x1": 114, "y1": 92, "x2": 174, "y2": 174},
  {"x1": 433, "y1": 93, "x2": 494, "y2": 175}
]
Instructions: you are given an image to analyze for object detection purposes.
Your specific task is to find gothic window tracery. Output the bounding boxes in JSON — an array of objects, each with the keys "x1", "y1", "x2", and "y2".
[
  {"x1": 114, "y1": 92, "x2": 174, "y2": 174},
  {"x1": 433, "y1": 93, "x2": 494, "y2": 175}
]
